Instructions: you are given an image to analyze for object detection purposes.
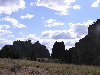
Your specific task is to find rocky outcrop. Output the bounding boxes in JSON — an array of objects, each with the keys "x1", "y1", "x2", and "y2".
[
  {"x1": 33, "y1": 41, "x2": 50, "y2": 58},
  {"x1": 1, "y1": 40, "x2": 50, "y2": 58},
  {"x1": 51, "y1": 19, "x2": 100, "y2": 66},
  {"x1": 51, "y1": 41, "x2": 72, "y2": 63},
  {"x1": 52, "y1": 41, "x2": 65, "y2": 59},
  {"x1": 70, "y1": 19, "x2": 100, "y2": 66}
]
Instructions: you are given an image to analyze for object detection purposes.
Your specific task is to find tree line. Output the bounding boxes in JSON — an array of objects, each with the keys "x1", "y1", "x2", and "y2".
[{"x1": 0, "y1": 46, "x2": 36, "y2": 61}]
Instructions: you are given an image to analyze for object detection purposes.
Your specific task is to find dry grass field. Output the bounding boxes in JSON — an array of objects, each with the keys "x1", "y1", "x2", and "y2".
[{"x1": 0, "y1": 58, "x2": 100, "y2": 75}]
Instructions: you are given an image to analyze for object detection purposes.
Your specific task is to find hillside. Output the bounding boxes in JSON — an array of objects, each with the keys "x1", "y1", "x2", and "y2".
[{"x1": 0, "y1": 58, "x2": 100, "y2": 75}]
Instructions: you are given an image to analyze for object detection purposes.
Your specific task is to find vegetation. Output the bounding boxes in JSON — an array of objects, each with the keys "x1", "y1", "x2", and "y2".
[
  {"x1": 27, "y1": 50, "x2": 36, "y2": 61},
  {"x1": 0, "y1": 46, "x2": 36, "y2": 61},
  {"x1": 0, "y1": 58, "x2": 100, "y2": 75}
]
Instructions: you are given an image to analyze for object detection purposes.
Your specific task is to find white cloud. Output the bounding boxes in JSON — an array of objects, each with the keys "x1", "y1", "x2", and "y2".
[
  {"x1": 73, "y1": 5, "x2": 81, "y2": 9},
  {"x1": 15, "y1": 34, "x2": 40, "y2": 43},
  {"x1": 0, "y1": 25, "x2": 10, "y2": 29},
  {"x1": 16, "y1": 24, "x2": 26, "y2": 28},
  {"x1": 44, "y1": 22, "x2": 65, "y2": 27},
  {"x1": 1, "y1": 16, "x2": 26, "y2": 28},
  {"x1": 45, "y1": 19, "x2": 56, "y2": 23},
  {"x1": 8, "y1": 35, "x2": 15, "y2": 38},
  {"x1": 69, "y1": 20, "x2": 94, "y2": 38},
  {"x1": 19, "y1": 32, "x2": 22, "y2": 34},
  {"x1": 41, "y1": 30, "x2": 74, "y2": 39},
  {"x1": 0, "y1": 30, "x2": 12, "y2": 35},
  {"x1": 0, "y1": 24, "x2": 11, "y2": 35},
  {"x1": 36, "y1": 0, "x2": 81, "y2": 15},
  {"x1": 16, "y1": 38, "x2": 28, "y2": 41},
  {"x1": 55, "y1": 10, "x2": 69, "y2": 15},
  {"x1": 30, "y1": 2, "x2": 36, "y2": 6},
  {"x1": 27, "y1": 34, "x2": 40, "y2": 41},
  {"x1": 41, "y1": 17, "x2": 44, "y2": 20},
  {"x1": 91, "y1": 0, "x2": 100, "y2": 7},
  {"x1": 20, "y1": 14, "x2": 34, "y2": 19},
  {"x1": 19, "y1": 32, "x2": 25, "y2": 37},
  {"x1": 15, "y1": 34, "x2": 40, "y2": 42},
  {"x1": 0, "y1": 0, "x2": 25, "y2": 15},
  {"x1": 44, "y1": 19, "x2": 64, "y2": 27},
  {"x1": 0, "y1": 38, "x2": 13, "y2": 47},
  {"x1": 30, "y1": 2, "x2": 34, "y2": 6}
]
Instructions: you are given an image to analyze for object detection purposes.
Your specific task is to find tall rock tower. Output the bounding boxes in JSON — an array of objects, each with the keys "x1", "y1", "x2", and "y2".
[{"x1": 52, "y1": 41, "x2": 65, "y2": 59}]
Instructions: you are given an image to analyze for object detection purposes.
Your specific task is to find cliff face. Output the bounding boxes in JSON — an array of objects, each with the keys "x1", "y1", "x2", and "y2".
[
  {"x1": 52, "y1": 19, "x2": 100, "y2": 66},
  {"x1": 70, "y1": 19, "x2": 100, "y2": 66},
  {"x1": 2, "y1": 40, "x2": 50, "y2": 58}
]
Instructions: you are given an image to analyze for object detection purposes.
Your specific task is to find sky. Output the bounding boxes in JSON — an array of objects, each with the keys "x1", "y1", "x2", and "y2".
[{"x1": 0, "y1": 0, "x2": 100, "y2": 53}]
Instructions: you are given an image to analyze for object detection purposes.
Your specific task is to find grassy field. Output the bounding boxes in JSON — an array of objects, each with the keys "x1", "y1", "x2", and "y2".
[{"x1": 0, "y1": 58, "x2": 100, "y2": 75}]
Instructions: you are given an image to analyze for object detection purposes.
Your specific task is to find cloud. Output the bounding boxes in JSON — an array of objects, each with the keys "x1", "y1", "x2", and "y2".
[
  {"x1": 8, "y1": 35, "x2": 15, "y2": 38},
  {"x1": 44, "y1": 22, "x2": 64, "y2": 27},
  {"x1": 0, "y1": 25, "x2": 10, "y2": 29},
  {"x1": 55, "y1": 10, "x2": 69, "y2": 15},
  {"x1": 16, "y1": 38, "x2": 28, "y2": 41},
  {"x1": 30, "y1": 2, "x2": 36, "y2": 6},
  {"x1": 0, "y1": 30, "x2": 12, "y2": 35},
  {"x1": 73, "y1": 5, "x2": 81, "y2": 9},
  {"x1": 0, "y1": 38, "x2": 13, "y2": 49},
  {"x1": 1, "y1": 16, "x2": 26, "y2": 28},
  {"x1": 15, "y1": 34, "x2": 40, "y2": 44},
  {"x1": 20, "y1": 14, "x2": 34, "y2": 19},
  {"x1": 36, "y1": 0, "x2": 81, "y2": 15},
  {"x1": 27, "y1": 34, "x2": 40, "y2": 42},
  {"x1": 19, "y1": 32, "x2": 22, "y2": 34},
  {"x1": 69, "y1": 20, "x2": 94, "y2": 38},
  {"x1": 41, "y1": 30, "x2": 74, "y2": 39},
  {"x1": 19, "y1": 32, "x2": 25, "y2": 37},
  {"x1": 0, "y1": 0, "x2": 25, "y2": 15},
  {"x1": 91, "y1": 0, "x2": 100, "y2": 7},
  {"x1": 44, "y1": 19, "x2": 64, "y2": 27},
  {"x1": 44, "y1": 19, "x2": 56, "y2": 23},
  {"x1": 0, "y1": 24, "x2": 11, "y2": 35},
  {"x1": 41, "y1": 17, "x2": 44, "y2": 20}
]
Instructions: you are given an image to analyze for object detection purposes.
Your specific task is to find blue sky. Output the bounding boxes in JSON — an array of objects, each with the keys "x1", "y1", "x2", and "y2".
[{"x1": 0, "y1": 0, "x2": 100, "y2": 53}]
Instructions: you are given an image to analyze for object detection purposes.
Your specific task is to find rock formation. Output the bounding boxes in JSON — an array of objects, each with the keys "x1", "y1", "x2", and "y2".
[
  {"x1": 69, "y1": 19, "x2": 100, "y2": 66},
  {"x1": 33, "y1": 41, "x2": 50, "y2": 58},
  {"x1": 1, "y1": 40, "x2": 50, "y2": 58},
  {"x1": 52, "y1": 19, "x2": 100, "y2": 66},
  {"x1": 52, "y1": 41, "x2": 65, "y2": 59}
]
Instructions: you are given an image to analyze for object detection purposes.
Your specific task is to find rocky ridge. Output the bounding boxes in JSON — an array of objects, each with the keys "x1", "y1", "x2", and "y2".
[{"x1": 1, "y1": 40, "x2": 50, "y2": 58}]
